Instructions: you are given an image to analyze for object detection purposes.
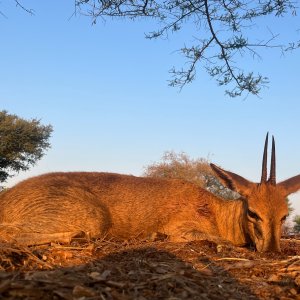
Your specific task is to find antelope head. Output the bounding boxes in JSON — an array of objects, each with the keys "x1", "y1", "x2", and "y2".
[{"x1": 211, "y1": 134, "x2": 300, "y2": 252}]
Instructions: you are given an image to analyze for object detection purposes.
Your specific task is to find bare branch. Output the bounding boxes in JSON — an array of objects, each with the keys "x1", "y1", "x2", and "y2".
[
  {"x1": 14, "y1": 0, "x2": 35, "y2": 15},
  {"x1": 7, "y1": 0, "x2": 299, "y2": 97},
  {"x1": 73, "y1": 0, "x2": 300, "y2": 97}
]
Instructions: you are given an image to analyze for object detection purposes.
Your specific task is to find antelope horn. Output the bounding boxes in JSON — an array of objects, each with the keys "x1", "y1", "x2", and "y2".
[
  {"x1": 269, "y1": 136, "x2": 276, "y2": 185},
  {"x1": 261, "y1": 133, "x2": 269, "y2": 184}
]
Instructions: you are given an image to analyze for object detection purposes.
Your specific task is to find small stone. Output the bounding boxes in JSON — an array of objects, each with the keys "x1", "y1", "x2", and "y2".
[
  {"x1": 181, "y1": 290, "x2": 189, "y2": 298},
  {"x1": 89, "y1": 271, "x2": 102, "y2": 280},
  {"x1": 289, "y1": 288, "x2": 298, "y2": 296},
  {"x1": 200, "y1": 268, "x2": 213, "y2": 276},
  {"x1": 101, "y1": 270, "x2": 111, "y2": 279},
  {"x1": 72, "y1": 285, "x2": 97, "y2": 298},
  {"x1": 267, "y1": 274, "x2": 280, "y2": 282},
  {"x1": 217, "y1": 245, "x2": 223, "y2": 253},
  {"x1": 273, "y1": 286, "x2": 283, "y2": 294},
  {"x1": 88, "y1": 270, "x2": 111, "y2": 282}
]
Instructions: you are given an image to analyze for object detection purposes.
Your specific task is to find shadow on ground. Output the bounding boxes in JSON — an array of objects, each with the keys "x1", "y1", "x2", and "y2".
[
  {"x1": 0, "y1": 238, "x2": 299, "y2": 299},
  {"x1": 0, "y1": 244, "x2": 259, "y2": 299}
]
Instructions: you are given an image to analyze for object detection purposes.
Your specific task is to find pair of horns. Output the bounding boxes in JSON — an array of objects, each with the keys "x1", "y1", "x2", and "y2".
[{"x1": 261, "y1": 133, "x2": 276, "y2": 185}]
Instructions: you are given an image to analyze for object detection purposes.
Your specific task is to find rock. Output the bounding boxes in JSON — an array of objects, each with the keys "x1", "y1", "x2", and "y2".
[
  {"x1": 72, "y1": 285, "x2": 97, "y2": 298},
  {"x1": 267, "y1": 274, "x2": 281, "y2": 282}
]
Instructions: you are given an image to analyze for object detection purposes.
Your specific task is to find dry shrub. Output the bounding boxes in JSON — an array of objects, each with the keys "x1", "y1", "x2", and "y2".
[
  {"x1": 144, "y1": 151, "x2": 212, "y2": 188},
  {"x1": 144, "y1": 151, "x2": 238, "y2": 199}
]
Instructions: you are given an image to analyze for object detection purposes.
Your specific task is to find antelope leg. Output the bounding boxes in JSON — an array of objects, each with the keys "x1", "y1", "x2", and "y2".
[{"x1": 13, "y1": 231, "x2": 84, "y2": 246}]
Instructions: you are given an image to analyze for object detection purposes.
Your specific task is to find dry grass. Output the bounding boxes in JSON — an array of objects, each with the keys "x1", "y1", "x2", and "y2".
[{"x1": 0, "y1": 237, "x2": 299, "y2": 299}]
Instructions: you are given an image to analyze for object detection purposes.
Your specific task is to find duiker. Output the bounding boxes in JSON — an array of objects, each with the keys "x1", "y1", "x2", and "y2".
[{"x1": 0, "y1": 134, "x2": 299, "y2": 251}]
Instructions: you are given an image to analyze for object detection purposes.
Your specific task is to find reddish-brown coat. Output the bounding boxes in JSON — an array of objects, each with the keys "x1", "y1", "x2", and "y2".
[
  {"x1": 0, "y1": 135, "x2": 299, "y2": 252},
  {"x1": 0, "y1": 172, "x2": 223, "y2": 245}
]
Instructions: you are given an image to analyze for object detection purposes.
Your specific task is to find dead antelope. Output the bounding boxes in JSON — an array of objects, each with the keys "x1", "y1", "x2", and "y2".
[{"x1": 0, "y1": 134, "x2": 299, "y2": 251}]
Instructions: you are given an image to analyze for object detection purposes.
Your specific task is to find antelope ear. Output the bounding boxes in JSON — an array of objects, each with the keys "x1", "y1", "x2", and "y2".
[
  {"x1": 210, "y1": 163, "x2": 253, "y2": 196},
  {"x1": 278, "y1": 174, "x2": 300, "y2": 196}
]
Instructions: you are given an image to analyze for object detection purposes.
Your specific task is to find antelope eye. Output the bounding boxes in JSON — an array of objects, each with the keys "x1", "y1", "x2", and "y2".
[
  {"x1": 281, "y1": 215, "x2": 287, "y2": 222},
  {"x1": 247, "y1": 209, "x2": 260, "y2": 220}
]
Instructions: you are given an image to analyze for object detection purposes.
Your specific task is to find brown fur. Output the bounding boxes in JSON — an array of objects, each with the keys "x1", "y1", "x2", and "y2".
[
  {"x1": 0, "y1": 172, "x2": 223, "y2": 245},
  {"x1": 0, "y1": 138, "x2": 299, "y2": 252}
]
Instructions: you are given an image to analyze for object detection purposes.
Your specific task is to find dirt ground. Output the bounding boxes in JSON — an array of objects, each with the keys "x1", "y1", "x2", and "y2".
[{"x1": 0, "y1": 236, "x2": 299, "y2": 299}]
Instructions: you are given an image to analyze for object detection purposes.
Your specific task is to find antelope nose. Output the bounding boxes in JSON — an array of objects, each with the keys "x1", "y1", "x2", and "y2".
[{"x1": 263, "y1": 235, "x2": 281, "y2": 252}]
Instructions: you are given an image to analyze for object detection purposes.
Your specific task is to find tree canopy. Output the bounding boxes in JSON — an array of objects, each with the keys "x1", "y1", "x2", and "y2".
[
  {"x1": 0, "y1": 0, "x2": 300, "y2": 97},
  {"x1": 5, "y1": 0, "x2": 299, "y2": 97},
  {"x1": 0, "y1": 111, "x2": 53, "y2": 183},
  {"x1": 75, "y1": 0, "x2": 299, "y2": 97}
]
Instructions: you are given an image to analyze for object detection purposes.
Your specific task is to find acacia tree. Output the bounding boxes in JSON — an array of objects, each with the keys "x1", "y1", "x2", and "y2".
[
  {"x1": 144, "y1": 151, "x2": 239, "y2": 199},
  {"x1": 6, "y1": 0, "x2": 299, "y2": 97},
  {"x1": 74, "y1": 0, "x2": 299, "y2": 97},
  {"x1": 0, "y1": 111, "x2": 53, "y2": 183}
]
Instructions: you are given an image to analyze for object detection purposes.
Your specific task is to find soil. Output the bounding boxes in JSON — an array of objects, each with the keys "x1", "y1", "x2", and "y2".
[{"x1": 0, "y1": 236, "x2": 299, "y2": 299}]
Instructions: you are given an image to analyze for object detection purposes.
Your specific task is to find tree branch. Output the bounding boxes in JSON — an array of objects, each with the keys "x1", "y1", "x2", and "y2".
[{"x1": 14, "y1": 0, "x2": 35, "y2": 15}]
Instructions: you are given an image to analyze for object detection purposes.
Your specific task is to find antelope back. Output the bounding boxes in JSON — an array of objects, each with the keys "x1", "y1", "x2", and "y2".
[{"x1": 211, "y1": 133, "x2": 300, "y2": 252}]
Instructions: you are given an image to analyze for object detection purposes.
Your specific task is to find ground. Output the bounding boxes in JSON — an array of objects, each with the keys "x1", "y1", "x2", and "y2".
[{"x1": 0, "y1": 236, "x2": 299, "y2": 299}]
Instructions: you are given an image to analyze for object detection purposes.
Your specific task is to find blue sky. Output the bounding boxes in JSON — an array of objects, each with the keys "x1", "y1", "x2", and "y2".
[{"x1": 1, "y1": 1, "x2": 300, "y2": 219}]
